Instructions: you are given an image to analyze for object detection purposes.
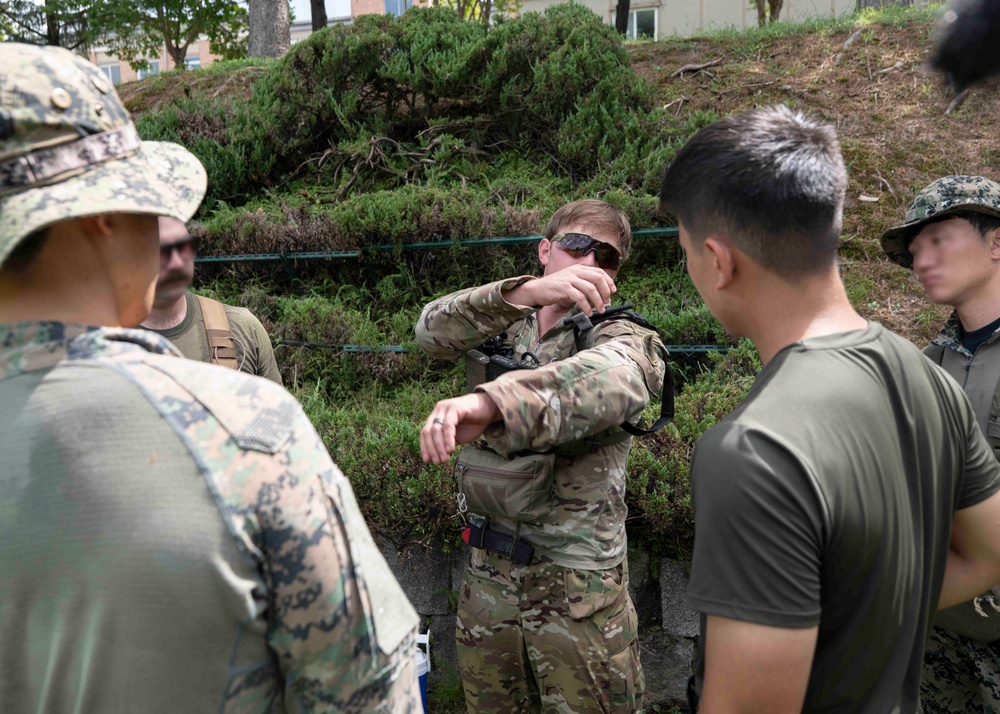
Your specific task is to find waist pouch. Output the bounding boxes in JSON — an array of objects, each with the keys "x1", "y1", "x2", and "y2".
[{"x1": 454, "y1": 445, "x2": 554, "y2": 522}]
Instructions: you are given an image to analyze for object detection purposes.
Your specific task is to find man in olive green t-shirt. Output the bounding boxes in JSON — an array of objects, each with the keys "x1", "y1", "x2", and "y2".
[
  {"x1": 659, "y1": 105, "x2": 1000, "y2": 714},
  {"x1": 141, "y1": 216, "x2": 282, "y2": 384}
]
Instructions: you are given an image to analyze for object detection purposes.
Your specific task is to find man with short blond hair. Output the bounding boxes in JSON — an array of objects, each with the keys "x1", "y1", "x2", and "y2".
[{"x1": 416, "y1": 198, "x2": 667, "y2": 713}]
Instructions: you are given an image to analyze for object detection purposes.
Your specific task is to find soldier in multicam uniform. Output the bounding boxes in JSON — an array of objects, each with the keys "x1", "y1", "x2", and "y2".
[
  {"x1": 415, "y1": 199, "x2": 667, "y2": 713},
  {"x1": 880, "y1": 176, "x2": 1000, "y2": 714},
  {"x1": 0, "y1": 43, "x2": 420, "y2": 713}
]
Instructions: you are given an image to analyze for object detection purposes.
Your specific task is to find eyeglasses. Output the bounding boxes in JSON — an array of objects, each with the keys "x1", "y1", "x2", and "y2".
[
  {"x1": 551, "y1": 232, "x2": 622, "y2": 271},
  {"x1": 160, "y1": 236, "x2": 200, "y2": 263}
]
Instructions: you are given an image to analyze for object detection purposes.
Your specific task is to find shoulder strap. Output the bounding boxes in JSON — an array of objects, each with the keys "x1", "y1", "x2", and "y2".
[
  {"x1": 195, "y1": 295, "x2": 239, "y2": 371},
  {"x1": 562, "y1": 304, "x2": 675, "y2": 437}
]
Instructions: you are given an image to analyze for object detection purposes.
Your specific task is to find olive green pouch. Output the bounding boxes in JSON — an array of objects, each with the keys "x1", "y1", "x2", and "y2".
[{"x1": 454, "y1": 445, "x2": 554, "y2": 521}]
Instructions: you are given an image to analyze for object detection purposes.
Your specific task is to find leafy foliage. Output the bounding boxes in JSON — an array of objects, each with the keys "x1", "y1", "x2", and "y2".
[
  {"x1": 100, "y1": 0, "x2": 246, "y2": 69},
  {"x1": 133, "y1": 5, "x2": 762, "y2": 552}
]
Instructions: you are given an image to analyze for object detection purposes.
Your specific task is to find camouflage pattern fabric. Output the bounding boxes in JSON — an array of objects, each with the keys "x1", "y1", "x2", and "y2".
[
  {"x1": 415, "y1": 277, "x2": 667, "y2": 570},
  {"x1": 921, "y1": 626, "x2": 1000, "y2": 714},
  {"x1": 881, "y1": 175, "x2": 1000, "y2": 269},
  {"x1": 0, "y1": 322, "x2": 420, "y2": 712},
  {"x1": 456, "y1": 548, "x2": 643, "y2": 714},
  {"x1": 0, "y1": 42, "x2": 206, "y2": 268}
]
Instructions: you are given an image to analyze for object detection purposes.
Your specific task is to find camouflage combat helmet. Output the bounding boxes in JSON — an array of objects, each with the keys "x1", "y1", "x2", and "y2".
[
  {"x1": 880, "y1": 175, "x2": 1000, "y2": 269},
  {"x1": 0, "y1": 43, "x2": 207, "y2": 270}
]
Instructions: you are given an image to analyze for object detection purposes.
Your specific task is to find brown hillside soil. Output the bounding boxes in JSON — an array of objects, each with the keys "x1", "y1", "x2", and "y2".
[{"x1": 628, "y1": 23, "x2": 1000, "y2": 344}]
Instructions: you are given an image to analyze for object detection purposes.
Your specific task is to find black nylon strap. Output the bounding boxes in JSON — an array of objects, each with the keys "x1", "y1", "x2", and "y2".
[
  {"x1": 562, "y1": 304, "x2": 675, "y2": 437},
  {"x1": 467, "y1": 522, "x2": 534, "y2": 565}
]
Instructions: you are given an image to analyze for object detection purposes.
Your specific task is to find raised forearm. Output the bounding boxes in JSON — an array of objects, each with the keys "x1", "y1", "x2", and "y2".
[{"x1": 414, "y1": 278, "x2": 536, "y2": 359}]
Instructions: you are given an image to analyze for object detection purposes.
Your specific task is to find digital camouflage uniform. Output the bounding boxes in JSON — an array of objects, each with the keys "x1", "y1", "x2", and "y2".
[
  {"x1": 0, "y1": 43, "x2": 420, "y2": 713},
  {"x1": 882, "y1": 176, "x2": 1000, "y2": 714},
  {"x1": 416, "y1": 276, "x2": 667, "y2": 713}
]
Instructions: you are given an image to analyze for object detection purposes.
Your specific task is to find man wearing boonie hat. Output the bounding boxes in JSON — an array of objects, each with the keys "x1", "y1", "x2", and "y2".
[
  {"x1": 881, "y1": 175, "x2": 1000, "y2": 713},
  {"x1": 0, "y1": 43, "x2": 420, "y2": 713}
]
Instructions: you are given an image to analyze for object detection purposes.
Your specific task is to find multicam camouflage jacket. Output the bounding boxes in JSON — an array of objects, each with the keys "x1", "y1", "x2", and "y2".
[
  {"x1": 925, "y1": 312, "x2": 1000, "y2": 642},
  {"x1": 0, "y1": 322, "x2": 420, "y2": 713},
  {"x1": 415, "y1": 277, "x2": 667, "y2": 570}
]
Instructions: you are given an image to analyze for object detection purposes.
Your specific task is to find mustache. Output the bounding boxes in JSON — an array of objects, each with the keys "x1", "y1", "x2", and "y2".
[
  {"x1": 160, "y1": 270, "x2": 192, "y2": 285},
  {"x1": 931, "y1": 0, "x2": 1000, "y2": 92}
]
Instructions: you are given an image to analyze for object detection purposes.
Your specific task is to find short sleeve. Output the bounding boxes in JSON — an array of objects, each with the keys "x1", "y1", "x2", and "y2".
[
  {"x1": 687, "y1": 423, "x2": 826, "y2": 629},
  {"x1": 957, "y1": 408, "x2": 1000, "y2": 511}
]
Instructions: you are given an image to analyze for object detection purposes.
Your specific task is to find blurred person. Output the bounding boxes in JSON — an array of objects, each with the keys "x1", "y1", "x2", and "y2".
[
  {"x1": 140, "y1": 216, "x2": 282, "y2": 384},
  {"x1": 881, "y1": 175, "x2": 1000, "y2": 713}
]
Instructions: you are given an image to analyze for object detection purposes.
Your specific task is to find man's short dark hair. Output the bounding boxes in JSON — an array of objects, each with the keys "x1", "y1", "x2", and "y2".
[
  {"x1": 2, "y1": 227, "x2": 50, "y2": 274},
  {"x1": 921, "y1": 210, "x2": 1000, "y2": 240},
  {"x1": 660, "y1": 105, "x2": 848, "y2": 276}
]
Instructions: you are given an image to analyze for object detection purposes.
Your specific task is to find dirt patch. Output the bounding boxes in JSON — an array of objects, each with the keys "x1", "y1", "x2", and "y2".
[
  {"x1": 119, "y1": 64, "x2": 268, "y2": 115},
  {"x1": 628, "y1": 20, "x2": 1000, "y2": 344}
]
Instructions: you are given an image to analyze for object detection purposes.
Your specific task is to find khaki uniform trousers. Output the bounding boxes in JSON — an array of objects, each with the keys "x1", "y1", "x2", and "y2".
[{"x1": 455, "y1": 548, "x2": 643, "y2": 714}]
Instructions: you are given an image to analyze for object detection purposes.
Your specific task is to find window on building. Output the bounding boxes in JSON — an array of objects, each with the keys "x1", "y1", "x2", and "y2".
[
  {"x1": 137, "y1": 61, "x2": 160, "y2": 80},
  {"x1": 99, "y1": 64, "x2": 121, "y2": 85},
  {"x1": 184, "y1": 56, "x2": 201, "y2": 70},
  {"x1": 384, "y1": 0, "x2": 413, "y2": 17},
  {"x1": 612, "y1": 8, "x2": 657, "y2": 40}
]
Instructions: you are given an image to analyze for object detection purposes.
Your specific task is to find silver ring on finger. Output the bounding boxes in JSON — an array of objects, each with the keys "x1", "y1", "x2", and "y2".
[{"x1": 432, "y1": 417, "x2": 445, "y2": 425}]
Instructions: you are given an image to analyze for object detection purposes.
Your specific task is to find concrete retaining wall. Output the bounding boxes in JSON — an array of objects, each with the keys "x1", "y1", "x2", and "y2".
[{"x1": 379, "y1": 540, "x2": 697, "y2": 708}]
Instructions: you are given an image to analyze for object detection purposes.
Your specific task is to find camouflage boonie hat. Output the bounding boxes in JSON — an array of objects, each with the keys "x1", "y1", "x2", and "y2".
[
  {"x1": 0, "y1": 43, "x2": 207, "y2": 269},
  {"x1": 880, "y1": 175, "x2": 1000, "y2": 269}
]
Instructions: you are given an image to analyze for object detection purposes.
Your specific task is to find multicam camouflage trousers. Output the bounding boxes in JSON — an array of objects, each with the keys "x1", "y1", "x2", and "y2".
[
  {"x1": 921, "y1": 625, "x2": 1000, "y2": 713},
  {"x1": 455, "y1": 548, "x2": 643, "y2": 714}
]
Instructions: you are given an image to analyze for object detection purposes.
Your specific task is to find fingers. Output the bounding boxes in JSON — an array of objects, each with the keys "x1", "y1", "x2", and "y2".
[
  {"x1": 567, "y1": 268, "x2": 616, "y2": 316},
  {"x1": 420, "y1": 406, "x2": 457, "y2": 465}
]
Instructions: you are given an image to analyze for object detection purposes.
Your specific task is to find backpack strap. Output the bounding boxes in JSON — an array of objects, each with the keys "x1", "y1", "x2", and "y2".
[
  {"x1": 195, "y1": 295, "x2": 239, "y2": 371},
  {"x1": 562, "y1": 304, "x2": 675, "y2": 438}
]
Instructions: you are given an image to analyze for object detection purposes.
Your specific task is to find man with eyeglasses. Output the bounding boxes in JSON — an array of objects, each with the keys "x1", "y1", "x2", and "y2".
[
  {"x1": 140, "y1": 216, "x2": 282, "y2": 383},
  {"x1": 415, "y1": 199, "x2": 667, "y2": 713}
]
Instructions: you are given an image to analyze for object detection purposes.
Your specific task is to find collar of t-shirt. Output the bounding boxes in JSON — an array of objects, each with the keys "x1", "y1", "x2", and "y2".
[{"x1": 960, "y1": 314, "x2": 1000, "y2": 356}]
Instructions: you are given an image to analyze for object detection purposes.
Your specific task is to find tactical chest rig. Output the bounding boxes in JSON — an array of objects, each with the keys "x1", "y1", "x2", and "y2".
[
  {"x1": 194, "y1": 295, "x2": 239, "y2": 371},
  {"x1": 456, "y1": 305, "x2": 674, "y2": 565}
]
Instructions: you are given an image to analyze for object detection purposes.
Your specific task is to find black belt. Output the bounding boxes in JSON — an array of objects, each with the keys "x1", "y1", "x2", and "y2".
[{"x1": 466, "y1": 522, "x2": 534, "y2": 566}]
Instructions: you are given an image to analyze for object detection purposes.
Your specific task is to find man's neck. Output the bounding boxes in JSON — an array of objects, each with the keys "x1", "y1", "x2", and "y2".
[
  {"x1": 141, "y1": 293, "x2": 188, "y2": 331},
  {"x1": 536, "y1": 303, "x2": 571, "y2": 338},
  {"x1": 953, "y1": 282, "x2": 1000, "y2": 333},
  {"x1": 741, "y1": 269, "x2": 868, "y2": 364}
]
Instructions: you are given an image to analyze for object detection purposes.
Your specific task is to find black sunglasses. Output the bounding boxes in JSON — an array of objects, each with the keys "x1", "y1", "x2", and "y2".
[
  {"x1": 551, "y1": 232, "x2": 622, "y2": 270},
  {"x1": 160, "y1": 235, "x2": 200, "y2": 262}
]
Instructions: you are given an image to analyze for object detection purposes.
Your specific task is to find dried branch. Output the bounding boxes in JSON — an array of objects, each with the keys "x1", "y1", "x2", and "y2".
[{"x1": 671, "y1": 57, "x2": 724, "y2": 78}]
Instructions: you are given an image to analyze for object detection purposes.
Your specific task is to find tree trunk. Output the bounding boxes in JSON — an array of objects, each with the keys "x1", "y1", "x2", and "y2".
[
  {"x1": 248, "y1": 0, "x2": 291, "y2": 58},
  {"x1": 310, "y1": 0, "x2": 327, "y2": 32},
  {"x1": 855, "y1": 0, "x2": 912, "y2": 9},
  {"x1": 615, "y1": 0, "x2": 630, "y2": 35},
  {"x1": 754, "y1": 0, "x2": 766, "y2": 27},
  {"x1": 44, "y1": 0, "x2": 60, "y2": 45},
  {"x1": 768, "y1": 0, "x2": 783, "y2": 23}
]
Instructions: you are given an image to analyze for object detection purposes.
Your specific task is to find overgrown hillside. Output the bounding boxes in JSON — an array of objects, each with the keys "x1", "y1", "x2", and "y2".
[{"x1": 119, "y1": 3, "x2": 1000, "y2": 557}]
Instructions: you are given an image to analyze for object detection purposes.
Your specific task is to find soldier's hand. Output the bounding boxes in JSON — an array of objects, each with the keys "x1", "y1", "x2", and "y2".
[
  {"x1": 503, "y1": 265, "x2": 616, "y2": 316},
  {"x1": 421, "y1": 393, "x2": 501, "y2": 464}
]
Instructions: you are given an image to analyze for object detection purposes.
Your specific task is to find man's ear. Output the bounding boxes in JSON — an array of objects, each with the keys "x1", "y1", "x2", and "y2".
[
  {"x1": 538, "y1": 237, "x2": 551, "y2": 267},
  {"x1": 76, "y1": 215, "x2": 115, "y2": 241},
  {"x1": 703, "y1": 236, "x2": 736, "y2": 290},
  {"x1": 989, "y1": 227, "x2": 1000, "y2": 261}
]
